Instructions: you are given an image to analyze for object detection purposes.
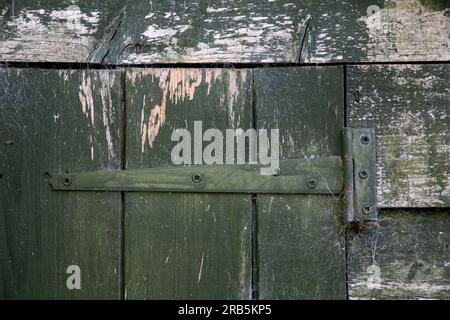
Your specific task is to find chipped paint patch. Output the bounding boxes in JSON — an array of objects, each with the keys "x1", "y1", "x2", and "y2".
[
  {"x1": 79, "y1": 72, "x2": 95, "y2": 127},
  {"x1": 132, "y1": 69, "x2": 248, "y2": 152},
  {"x1": 119, "y1": 1, "x2": 307, "y2": 63},
  {"x1": 380, "y1": 112, "x2": 449, "y2": 207},
  {"x1": 99, "y1": 72, "x2": 117, "y2": 161},
  {"x1": 77, "y1": 71, "x2": 118, "y2": 162},
  {"x1": 358, "y1": 0, "x2": 450, "y2": 61},
  {"x1": 0, "y1": 6, "x2": 101, "y2": 62}
]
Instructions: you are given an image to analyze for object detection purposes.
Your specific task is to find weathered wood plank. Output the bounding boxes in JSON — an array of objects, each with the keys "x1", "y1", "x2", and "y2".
[
  {"x1": 348, "y1": 209, "x2": 450, "y2": 299},
  {"x1": 105, "y1": 0, "x2": 450, "y2": 64},
  {"x1": 347, "y1": 64, "x2": 449, "y2": 208},
  {"x1": 255, "y1": 67, "x2": 347, "y2": 299},
  {"x1": 1, "y1": 0, "x2": 448, "y2": 63},
  {"x1": 102, "y1": 0, "x2": 307, "y2": 64},
  {"x1": 0, "y1": 68, "x2": 122, "y2": 299},
  {"x1": 124, "y1": 68, "x2": 253, "y2": 299},
  {"x1": 301, "y1": 0, "x2": 450, "y2": 63},
  {"x1": 0, "y1": 1, "x2": 121, "y2": 62}
]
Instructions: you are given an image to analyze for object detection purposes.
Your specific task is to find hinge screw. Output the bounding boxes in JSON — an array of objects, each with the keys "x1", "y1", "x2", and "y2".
[
  {"x1": 307, "y1": 179, "x2": 318, "y2": 189},
  {"x1": 192, "y1": 173, "x2": 202, "y2": 183},
  {"x1": 272, "y1": 167, "x2": 281, "y2": 176},
  {"x1": 362, "y1": 204, "x2": 372, "y2": 215},
  {"x1": 359, "y1": 169, "x2": 369, "y2": 179},
  {"x1": 360, "y1": 135, "x2": 370, "y2": 145},
  {"x1": 62, "y1": 177, "x2": 72, "y2": 187}
]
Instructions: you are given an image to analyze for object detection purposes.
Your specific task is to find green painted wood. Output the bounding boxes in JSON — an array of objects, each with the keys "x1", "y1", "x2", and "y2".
[
  {"x1": 348, "y1": 209, "x2": 450, "y2": 299},
  {"x1": 255, "y1": 67, "x2": 347, "y2": 299},
  {"x1": 124, "y1": 68, "x2": 253, "y2": 299},
  {"x1": 346, "y1": 64, "x2": 450, "y2": 208},
  {"x1": 0, "y1": 68, "x2": 122, "y2": 299},
  {"x1": 49, "y1": 157, "x2": 344, "y2": 194},
  {"x1": 1, "y1": 1, "x2": 448, "y2": 63}
]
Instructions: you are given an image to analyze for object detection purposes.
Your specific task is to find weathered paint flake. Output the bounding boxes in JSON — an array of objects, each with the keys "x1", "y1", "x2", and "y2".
[
  {"x1": 77, "y1": 71, "x2": 118, "y2": 161},
  {"x1": 104, "y1": 0, "x2": 307, "y2": 63},
  {"x1": 128, "y1": 69, "x2": 248, "y2": 152},
  {"x1": 302, "y1": 0, "x2": 450, "y2": 63},
  {"x1": 1, "y1": 0, "x2": 448, "y2": 63},
  {"x1": 358, "y1": 0, "x2": 450, "y2": 61},
  {"x1": 0, "y1": 2, "x2": 115, "y2": 62}
]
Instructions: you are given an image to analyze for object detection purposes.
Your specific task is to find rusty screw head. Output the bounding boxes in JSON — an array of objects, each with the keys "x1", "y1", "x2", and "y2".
[
  {"x1": 360, "y1": 135, "x2": 370, "y2": 145},
  {"x1": 307, "y1": 179, "x2": 318, "y2": 189},
  {"x1": 359, "y1": 169, "x2": 369, "y2": 179},
  {"x1": 192, "y1": 173, "x2": 202, "y2": 183},
  {"x1": 62, "y1": 177, "x2": 72, "y2": 187},
  {"x1": 362, "y1": 204, "x2": 372, "y2": 215}
]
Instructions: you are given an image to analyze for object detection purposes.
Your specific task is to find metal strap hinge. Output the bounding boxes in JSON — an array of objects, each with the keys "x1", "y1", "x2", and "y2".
[
  {"x1": 49, "y1": 128, "x2": 377, "y2": 222},
  {"x1": 49, "y1": 157, "x2": 343, "y2": 195}
]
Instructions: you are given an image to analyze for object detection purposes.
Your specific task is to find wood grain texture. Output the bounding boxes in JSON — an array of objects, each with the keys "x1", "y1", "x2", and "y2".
[
  {"x1": 1, "y1": 0, "x2": 448, "y2": 63},
  {"x1": 97, "y1": 0, "x2": 450, "y2": 64},
  {"x1": 348, "y1": 209, "x2": 450, "y2": 299},
  {"x1": 0, "y1": 68, "x2": 122, "y2": 299},
  {"x1": 124, "y1": 68, "x2": 253, "y2": 299},
  {"x1": 346, "y1": 64, "x2": 449, "y2": 208},
  {"x1": 301, "y1": 0, "x2": 450, "y2": 63},
  {"x1": 0, "y1": 0, "x2": 121, "y2": 62},
  {"x1": 255, "y1": 67, "x2": 347, "y2": 299},
  {"x1": 95, "y1": 0, "x2": 307, "y2": 64}
]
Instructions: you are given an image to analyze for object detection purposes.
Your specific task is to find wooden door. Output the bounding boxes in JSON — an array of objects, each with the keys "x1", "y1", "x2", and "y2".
[
  {"x1": 0, "y1": 66, "x2": 346, "y2": 299},
  {"x1": 1, "y1": 0, "x2": 449, "y2": 300}
]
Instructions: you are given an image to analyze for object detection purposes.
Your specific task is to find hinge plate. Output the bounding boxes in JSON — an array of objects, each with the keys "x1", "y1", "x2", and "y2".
[
  {"x1": 343, "y1": 127, "x2": 377, "y2": 222},
  {"x1": 49, "y1": 157, "x2": 343, "y2": 195},
  {"x1": 50, "y1": 128, "x2": 377, "y2": 222}
]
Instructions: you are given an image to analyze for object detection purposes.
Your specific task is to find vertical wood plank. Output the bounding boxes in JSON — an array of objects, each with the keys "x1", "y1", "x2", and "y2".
[
  {"x1": 0, "y1": 68, "x2": 121, "y2": 299},
  {"x1": 255, "y1": 67, "x2": 347, "y2": 299},
  {"x1": 124, "y1": 68, "x2": 253, "y2": 299}
]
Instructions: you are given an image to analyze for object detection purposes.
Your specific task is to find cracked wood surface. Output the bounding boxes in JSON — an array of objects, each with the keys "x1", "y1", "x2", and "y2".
[{"x1": 0, "y1": 0, "x2": 449, "y2": 63}]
